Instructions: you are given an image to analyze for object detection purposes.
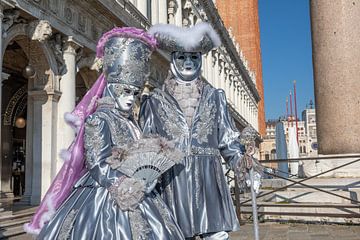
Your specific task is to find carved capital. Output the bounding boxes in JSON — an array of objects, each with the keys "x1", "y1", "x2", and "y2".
[{"x1": 63, "y1": 36, "x2": 82, "y2": 55}]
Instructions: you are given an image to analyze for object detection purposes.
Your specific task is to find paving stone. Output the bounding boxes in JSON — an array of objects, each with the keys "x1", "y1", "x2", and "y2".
[{"x1": 229, "y1": 223, "x2": 360, "y2": 240}]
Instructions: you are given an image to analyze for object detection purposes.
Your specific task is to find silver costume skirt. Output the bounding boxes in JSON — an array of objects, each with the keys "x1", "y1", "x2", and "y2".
[{"x1": 38, "y1": 173, "x2": 184, "y2": 240}]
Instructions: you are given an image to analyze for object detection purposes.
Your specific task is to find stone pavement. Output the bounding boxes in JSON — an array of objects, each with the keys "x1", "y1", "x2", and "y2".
[{"x1": 229, "y1": 222, "x2": 360, "y2": 240}]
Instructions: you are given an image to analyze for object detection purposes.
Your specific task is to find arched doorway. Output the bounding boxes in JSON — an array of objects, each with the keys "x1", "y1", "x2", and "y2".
[
  {"x1": 1, "y1": 38, "x2": 29, "y2": 197},
  {"x1": 1, "y1": 20, "x2": 60, "y2": 204}
]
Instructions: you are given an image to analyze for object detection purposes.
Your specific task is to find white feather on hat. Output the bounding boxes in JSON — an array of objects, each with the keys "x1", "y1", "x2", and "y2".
[{"x1": 148, "y1": 22, "x2": 221, "y2": 53}]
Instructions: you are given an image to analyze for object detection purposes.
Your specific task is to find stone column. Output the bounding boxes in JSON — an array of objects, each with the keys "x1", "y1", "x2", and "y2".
[
  {"x1": 310, "y1": 0, "x2": 360, "y2": 154},
  {"x1": 158, "y1": 0, "x2": 168, "y2": 23},
  {"x1": 174, "y1": 0, "x2": 182, "y2": 26},
  {"x1": 0, "y1": 3, "x2": 4, "y2": 194},
  {"x1": 21, "y1": 85, "x2": 34, "y2": 203},
  {"x1": 137, "y1": 0, "x2": 148, "y2": 19},
  {"x1": 29, "y1": 90, "x2": 60, "y2": 205},
  {"x1": 56, "y1": 37, "x2": 81, "y2": 172},
  {"x1": 151, "y1": 0, "x2": 159, "y2": 24}
]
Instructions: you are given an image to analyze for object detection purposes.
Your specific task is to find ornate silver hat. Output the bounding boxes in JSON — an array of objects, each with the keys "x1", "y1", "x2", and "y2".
[
  {"x1": 148, "y1": 22, "x2": 221, "y2": 54},
  {"x1": 103, "y1": 37, "x2": 152, "y2": 87},
  {"x1": 97, "y1": 27, "x2": 157, "y2": 87}
]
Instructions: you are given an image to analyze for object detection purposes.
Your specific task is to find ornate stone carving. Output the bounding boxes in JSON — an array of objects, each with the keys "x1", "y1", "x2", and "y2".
[
  {"x1": 64, "y1": 7, "x2": 73, "y2": 24},
  {"x1": 2, "y1": 9, "x2": 26, "y2": 36},
  {"x1": 49, "y1": 0, "x2": 58, "y2": 14},
  {"x1": 3, "y1": 85, "x2": 27, "y2": 126},
  {"x1": 78, "y1": 12, "x2": 86, "y2": 32},
  {"x1": 211, "y1": 50, "x2": 217, "y2": 67},
  {"x1": 90, "y1": 21, "x2": 99, "y2": 41},
  {"x1": 167, "y1": 0, "x2": 178, "y2": 24},
  {"x1": 48, "y1": 33, "x2": 66, "y2": 75},
  {"x1": 182, "y1": 0, "x2": 193, "y2": 27},
  {"x1": 27, "y1": 20, "x2": 52, "y2": 43}
]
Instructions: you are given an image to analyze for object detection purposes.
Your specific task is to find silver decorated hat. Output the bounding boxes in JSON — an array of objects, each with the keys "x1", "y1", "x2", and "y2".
[
  {"x1": 96, "y1": 27, "x2": 157, "y2": 87},
  {"x1": 148, "y1": 22, "x2": 221, "y2": 54}
]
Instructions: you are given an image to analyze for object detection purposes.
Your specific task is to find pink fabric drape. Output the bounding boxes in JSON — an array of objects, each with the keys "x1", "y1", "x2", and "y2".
[{"x1": 24, "y1": 74, "x2": 106, "y2": 235}]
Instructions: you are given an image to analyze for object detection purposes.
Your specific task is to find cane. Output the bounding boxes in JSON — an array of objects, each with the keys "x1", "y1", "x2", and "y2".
[
  {"x1": 239, "y1": 126, "x2": 260, "y2": 240},
  {"x1": 245, "y1": 143, "x2": 260, "y2": 240}
]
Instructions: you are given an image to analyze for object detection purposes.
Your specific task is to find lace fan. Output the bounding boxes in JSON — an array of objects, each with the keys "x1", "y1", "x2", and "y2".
[{"x1": 107, "y1": 137, "x2": 183, "y2": 184}]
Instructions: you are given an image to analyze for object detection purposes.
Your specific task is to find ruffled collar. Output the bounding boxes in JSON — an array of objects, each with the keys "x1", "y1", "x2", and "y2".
[{"x1": 163, "y1": 76, "x2": 204, "y2": 96}]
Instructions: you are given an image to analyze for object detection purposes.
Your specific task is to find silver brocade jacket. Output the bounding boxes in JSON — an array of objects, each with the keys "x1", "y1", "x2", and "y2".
[
  {"x1": 140, "y1": 82, "x2": 244, "y2": 237},
  {"x1": 38, "y1": 104, "x2": 184, "y2": 240}
]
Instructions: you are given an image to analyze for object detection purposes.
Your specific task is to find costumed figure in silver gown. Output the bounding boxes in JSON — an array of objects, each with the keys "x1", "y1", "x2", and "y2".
[
  {"x1": 140, "y1": 23, "x2": 261, "y2": 240},
  {"x1": 35, "y1": 27, "x2": 185, "y2": 240}
]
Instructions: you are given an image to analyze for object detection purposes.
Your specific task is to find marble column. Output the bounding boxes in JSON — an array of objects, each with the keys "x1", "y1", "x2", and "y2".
[
  {"x1": 56, "y1": 37, "x2": 81, "y2": 172},
  {"x1": 310, "y1": 0, "x2": 360, "y2": 154}
]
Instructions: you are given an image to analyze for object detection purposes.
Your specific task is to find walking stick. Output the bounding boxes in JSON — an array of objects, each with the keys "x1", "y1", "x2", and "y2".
[
  {"x1": 240, "y1": 126, "x2": 260, "y2": 240},
  {"x1": 249, "y1": 164, "x2": 260, "y2": 240}
]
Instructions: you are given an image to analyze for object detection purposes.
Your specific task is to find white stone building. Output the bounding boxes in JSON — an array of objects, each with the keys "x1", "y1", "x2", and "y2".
[
  {"x1": 260, "y1": 104, "x2": 319, "y2": 166},
  {"x1": 0, "y1": 0, "x2": 260, "y2": 205}
]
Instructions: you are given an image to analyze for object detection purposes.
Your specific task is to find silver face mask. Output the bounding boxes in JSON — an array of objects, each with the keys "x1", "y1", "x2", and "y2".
[
  {"x1": 170, "y1": 52, "x2": 202, "y2": 82},
  {"x1": 105, "y1": 83, "x2": 141, "y2": 112}
]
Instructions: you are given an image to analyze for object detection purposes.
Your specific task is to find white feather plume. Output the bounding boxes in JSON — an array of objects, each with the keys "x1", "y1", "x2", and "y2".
[{"x1": 148, "y1": 22, "x2": 221, "y2": 51}]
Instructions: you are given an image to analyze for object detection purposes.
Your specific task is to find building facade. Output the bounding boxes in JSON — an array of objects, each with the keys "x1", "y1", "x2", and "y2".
[
  {"x1": 0, "y1": 0, "x2": 260, "y2": 205},
  {"x1": 216, "y1": 0, "x2": 265, "y2": 136},
  {"x1": 260, "y1": 104, "x2": 318, "y2": 170}
]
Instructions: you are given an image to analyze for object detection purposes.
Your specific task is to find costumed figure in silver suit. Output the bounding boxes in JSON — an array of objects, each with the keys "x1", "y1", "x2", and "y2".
[
  {"x1": 35, "y1": 27, "x2": 184, "y2": 240},
  {"x1": 140, "y1": 23, "x2": 261, "y2": 240}
]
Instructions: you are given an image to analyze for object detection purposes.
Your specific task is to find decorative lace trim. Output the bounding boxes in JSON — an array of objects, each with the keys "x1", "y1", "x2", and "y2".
[
  {"x1": 108, "y1": 176, "x2": 145, "y2": 211},
  {"x1": 192, "y1": 97, "x2": 216, "y2": 144},
  {"x1": 57, "y1": 209, "x2": 78, "y2": 240},
  {"x1": 84, "y1": 115, "x2": 106, "y2": 167},
  {"x1": 129, "y1": 209, "x2": 152, "y2": 240},
  {"x1": 190, "y1": 146, "x2": 220, "y2": 156},
  {"x1": 152, "y1": 195, "x2": 177, "y2": 233}
]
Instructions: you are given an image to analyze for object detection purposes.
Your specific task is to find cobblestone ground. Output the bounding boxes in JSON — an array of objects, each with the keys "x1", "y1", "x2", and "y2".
[{"x1": 229, "y1": 223, "x2": 360, "y2": 240}]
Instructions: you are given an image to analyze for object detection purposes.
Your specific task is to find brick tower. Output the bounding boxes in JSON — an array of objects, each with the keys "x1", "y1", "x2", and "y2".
[{"x1": 216, "y1": 0, "x2": 266, "y2": 136}]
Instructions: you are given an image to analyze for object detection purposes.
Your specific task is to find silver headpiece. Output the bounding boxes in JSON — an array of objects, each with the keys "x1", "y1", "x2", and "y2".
[
  {"x1": 103, "y1": 37, "x2": 152, "y2": 87},
  {"x1": 148, "y1": 22, "x2": 221, "y2": 54}
]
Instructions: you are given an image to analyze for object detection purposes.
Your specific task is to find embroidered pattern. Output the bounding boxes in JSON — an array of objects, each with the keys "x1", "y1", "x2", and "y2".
[
  {"x1": 129, "y1": 209, "x2": 152, "y2": 240},
  {"x1": 152, "y1": 195, "x2": 177, "y2": 233},
  {"x1": 190, "y1": 146, "x2": 220, "y2": 156},
  {"x1": 192, "y1": 98, "x2": 216, "y2": 144},
  {"x1": 152, "y1": 92, "x2": 188, "y2": 140},
  {"x1": 57, "y1": 209, "x2": 78, "y2": 240},
  {"x1": 193, "y1": 156, "x2": 201, "y2": 209},
  {"x1": 84, "y1": 115, "x2": 106, "y2": 167}
]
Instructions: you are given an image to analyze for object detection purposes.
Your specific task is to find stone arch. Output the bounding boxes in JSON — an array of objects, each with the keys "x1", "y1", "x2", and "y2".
[
  {"x1": 2, "y1": 23, "x2": 59, "y2": 81},
  {"x1": 3, "y1": 84, "x2": 27, "y2": 126}
]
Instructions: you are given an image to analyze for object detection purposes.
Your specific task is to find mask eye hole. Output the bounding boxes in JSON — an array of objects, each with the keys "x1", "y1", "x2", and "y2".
[
  {"x1": 191, "y1": 55, "x2": 198, "y2": 60},
  {"x1": 177, "y1": 55, "x2": 185, "y2": 60},
  {"x1": 134, "y1": 91, "x2": 140, "y2": 96},
  {"x1": 124, "y1": 88, "x2": 132, "y2": 94}
]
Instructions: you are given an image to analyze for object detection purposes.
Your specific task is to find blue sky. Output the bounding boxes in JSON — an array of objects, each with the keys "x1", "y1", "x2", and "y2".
[{"x1": 258, "y1": 0, "x2": 314, "y2": 120}]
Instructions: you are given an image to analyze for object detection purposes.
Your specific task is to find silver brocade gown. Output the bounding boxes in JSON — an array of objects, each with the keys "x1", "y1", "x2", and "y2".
[
  {"x1": 139, "y1": 81, "x2": 243, "y2": 238},
  {"x1": 38, "y1": 104, "x2": 184, "y2": 240}
]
